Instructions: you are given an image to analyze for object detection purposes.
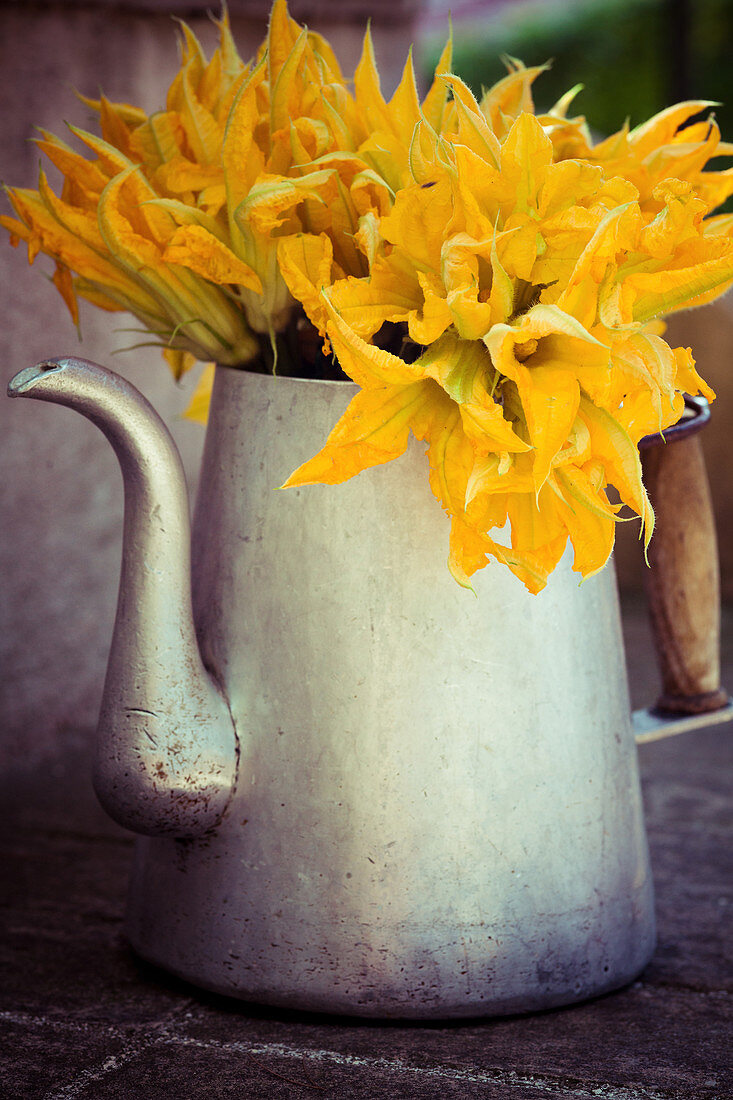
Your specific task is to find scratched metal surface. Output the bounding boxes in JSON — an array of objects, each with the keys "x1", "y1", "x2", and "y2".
[{"x1": 0, "y1": 595, "x2": 731, "y2": 1099}]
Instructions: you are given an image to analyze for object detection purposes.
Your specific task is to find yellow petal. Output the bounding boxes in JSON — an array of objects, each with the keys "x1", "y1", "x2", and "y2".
[
  {"x1": 521, "y1": 366, "x2": 580, "y2": 492},
  {"x1": 557, "y1": 201, "x2": 641, "y2": 324},
  {"x1": 628, "y1": 251, "x2": 733, "y2": 322},
  {"x1": 440, "y1": 75, "x2": 501, "y2": 167},
  {"x1": 75, "y1": 91, "x2": 147, "y2": 128},
  {"x1": 353, "y1": 211, "x2": 381, "y2": 268},
  {"x1": 446, "y1": 514, "x2": 516, "y2": 591},
  {"x1": 277, "y1": 232, "x2": 334, "y2": 334},
  {"x1": 267, "y1": 0, "x2": 304, "y2": 88},
  {"x1": 506, "y1": 487, "x2": 568, "y2": 587},
  {"x1": 270, "y1": 28, "x2": 309, "y2": 136},
  {"x1": 555, "y1": 464, "x2": 621, "y2": 522},
  {"x1": 235, "y1": 171, "x2": 332, "y2": 235},
  {"x1": 306, "y1": 29, "x2": 345, "y2": 84},
  {"x1": 354, "y1": 23, "x2": 391, "y2": 135},
  {"x1": 37, "y1": 167, "x2": 107, "y2": 252},
  {"x1": 628, "y1": 101, "x2": 719, "y2": 158},
  {"x1": 65, "y1": 124, "x2": 132, "y2": 177},
  {"x1": 539, "y1": 160, "x2": 604, "y2": 218},
  {"x1": 130, "y1": 112, "x2": 185, "y2": 170},
  {"x1": 73, "y1": 278, "x2": 127, "y2": 312},
  {"x1": 328, "y1": 255, "x2": 423, "y2": 338},
  {"x1": 421, "y1": 28, "x2": 453, "y2": 134},
  {"x1": 671, "y1": 345, "x2": 715, "y2": 402},
  {"x1": 349, "y1": 168, "x2": 393, "y2": 219},
  {"x1": 321, "y1": 88, "x2": 359, "y2": 154},
  {"x1": 480, "y1": 60, "x2": 550, "y2": 132},
  {"x1": 410, "y1": 390, "x2": 476, "y2": 521},
  {"x1": 175, "y1": 20, "x2": 207, "y2": 74},
  {"x1": 163, "y1": 346, "x2": 198, "y2": 380},
  {"x1": 281, "y1": 381, "x2": 430, "y2": 487},
  {"x1": 183, "y1": 362, "x2": 215, "y2": 423},
  {"x1": 488, "y1": 224, "x2": 515, "y2": 325},
  {"x1": 322, "y1": 290, "x2": 425, "y2": 388},
  {"x1": 8, "y1": 180, "x2": 156, "y2": 314},
  {"x1": 577, "y1": 397, "x2": 654, "y2": 547},
  {"x1": 222, "y1": 55, "x2": 267, "y2": 215},
  {"x1": 51, "y1": 261, "x2": 79, "y2": 324},
  {"x1": 484, "y1": 305, "x2": 605, "y2": 391},
  {"x1": 500, "y1": 113, "x2": 553, "y2": 214},
  {"x1": 34, "y1": 133, "x2": 109, "y2": 197},
  {"x1": 380, "y1": 177, "x2": 454, "y2": 274},
  {"x1": 465, "y1": 453, "x2": 533, "y2": 504},
  {"x1": 96, "y1": 94, "x2": 137, "y2": 158},
  {"x1": 97, "y1": 168, "x2": 163, "y2": 269},
  {"x1": 144, "y1": 197, "x2": 225, "y2": 239},
  {"x1": 408, "y1": 272, "x2": 453, "y2": 345},
  {"x1": 289, "y1": 117, "x2": 331, "y2": 164},
  {"x1": 180, "y1": 59, "x2": 224, "y2": 165},
  {"x1": 211, "y1": 6, "x2": 247, "y2": 90},
  {"x1": 98, "y1": 170, "x2": 259, "y2": 363},
  {"x1": 154, "y1": 156, "x2": 223, "y2": 195},
  {"x1": 416, "y1": 334, "x2": 529, "y2": 454},
  {"x1": 554, "y1": 469, "x2": 617, "y2": 578},
  {"x1": 163, "y1": 224, "x2": 263, "y2": 291},
  {"x1": 386, "y1": 48, "x2": 421, "y2": 140},
  {"x1": 408, "y1": 121, "x2": 439, "y2": 186}
]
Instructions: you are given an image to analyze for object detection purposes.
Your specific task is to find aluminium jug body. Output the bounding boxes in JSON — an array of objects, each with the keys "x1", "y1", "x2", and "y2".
[{"x1": 124, "y1": 365, "x2": 655, "y2": 1018}]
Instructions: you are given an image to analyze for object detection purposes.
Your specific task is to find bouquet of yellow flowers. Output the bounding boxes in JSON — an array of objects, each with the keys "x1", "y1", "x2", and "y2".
[{"x1": 4, "y1": 0, "x2": 733, "y2": 592}]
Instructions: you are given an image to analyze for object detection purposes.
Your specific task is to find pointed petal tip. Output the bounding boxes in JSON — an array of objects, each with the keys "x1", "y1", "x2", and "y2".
[{"x1": 448, "y1": 559, "x2": 477, "y2": 595}]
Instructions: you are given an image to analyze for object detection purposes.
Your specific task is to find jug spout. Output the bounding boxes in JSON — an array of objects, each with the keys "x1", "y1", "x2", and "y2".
[{"x1": 8, "y1": 357, "x2": 237, "y2": 837}]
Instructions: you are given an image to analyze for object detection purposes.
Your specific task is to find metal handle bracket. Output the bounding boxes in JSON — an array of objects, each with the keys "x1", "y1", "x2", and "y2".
[{"x1": 634, "y1": 700, "x2": 733, "y2": 744}]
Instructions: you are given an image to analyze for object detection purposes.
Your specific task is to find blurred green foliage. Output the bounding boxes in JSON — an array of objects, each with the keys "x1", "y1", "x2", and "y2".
[{"x1": 420, "y1": 0, "x2": 733, "y2": 181}]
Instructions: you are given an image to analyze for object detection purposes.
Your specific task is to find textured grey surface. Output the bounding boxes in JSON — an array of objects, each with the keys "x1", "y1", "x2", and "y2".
[
  {"x1": 2, "y1": 3, "x2": 732, "y2": 1093},
  {"x1": 0, "y1": 2, "x2": 416, "y2": 773},
  {"x1": 3, "y1": 0, "x2": 733, "y2": 783},
  {"x1": 1, "y1": 596, "x2": 731, "y2": 1099},
  {"x1": 0, "y1": 3, "x2": 211, "y2": 769}
]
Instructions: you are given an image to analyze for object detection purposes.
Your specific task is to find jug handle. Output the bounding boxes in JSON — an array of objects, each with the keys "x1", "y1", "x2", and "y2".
[{"x1": 633, "y1": 396, "x2": 733, "y2": 743}]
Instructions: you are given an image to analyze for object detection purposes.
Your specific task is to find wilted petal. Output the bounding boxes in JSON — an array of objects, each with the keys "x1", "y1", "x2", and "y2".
[
  {"x1": 577, "y1": 397, "x2": 654, "y2": 549},
  {"x1": 281, "y1": 381, "x2": 431, "y2": 486},
  {"x1": 322, "y1": 290, "x2": 426, "y2": 388},
  {"x1": 163, "y1": 224, "x2": 263, "y2": 291},
  {"x1": 277, "y1": 232, "x2": 334, "y2": 334}
]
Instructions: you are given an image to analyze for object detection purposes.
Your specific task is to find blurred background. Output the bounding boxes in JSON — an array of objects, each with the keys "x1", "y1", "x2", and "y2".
[
  {"x1": 421, "y1": 0, "x2": 733, "y2": 147},
  {"x1": 2, "y1": 0, "x2": 733, "y2": 769}
]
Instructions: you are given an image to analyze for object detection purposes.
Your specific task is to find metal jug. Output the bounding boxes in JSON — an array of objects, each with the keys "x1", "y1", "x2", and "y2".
[{"x1": 8, "y1": 356, "x2": 729, "y2": 1018}]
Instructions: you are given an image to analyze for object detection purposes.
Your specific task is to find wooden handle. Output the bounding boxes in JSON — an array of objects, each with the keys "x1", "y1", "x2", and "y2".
[{"x1": 641, "y1": 432, "x2": 728, "y2": 715}]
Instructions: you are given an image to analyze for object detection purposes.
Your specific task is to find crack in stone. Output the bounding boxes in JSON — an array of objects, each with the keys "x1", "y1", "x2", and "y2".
[
  {"x1": 0, "y1": 1011, "x2": 697, "y2": 1100},
  {"x1": 45, "y1": 1040, "x2": 156, "y2": 1100}
]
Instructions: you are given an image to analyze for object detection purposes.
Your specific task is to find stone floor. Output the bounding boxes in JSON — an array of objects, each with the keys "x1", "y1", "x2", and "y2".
[{"x1": 1, "y1": 596, "x2": 731, "y2": 1099}]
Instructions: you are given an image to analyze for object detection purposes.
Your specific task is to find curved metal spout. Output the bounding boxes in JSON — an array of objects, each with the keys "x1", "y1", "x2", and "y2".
[{"x1": 8, "y1": 356, "x2": 237, "y2": 837}]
